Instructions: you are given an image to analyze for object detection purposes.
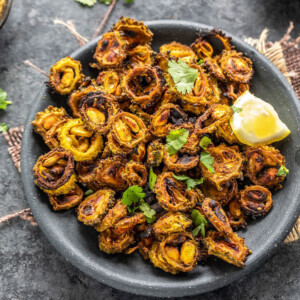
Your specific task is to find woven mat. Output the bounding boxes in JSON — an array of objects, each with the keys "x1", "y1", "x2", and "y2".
[{"x1": 2, "y1": 26, "x2": 300, "y2": 243}]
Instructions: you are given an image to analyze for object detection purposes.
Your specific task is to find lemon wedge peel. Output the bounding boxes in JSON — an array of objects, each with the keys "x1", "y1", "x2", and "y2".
[{"x1": 230, "y1": 91, "x2": 290, "y2": 147}]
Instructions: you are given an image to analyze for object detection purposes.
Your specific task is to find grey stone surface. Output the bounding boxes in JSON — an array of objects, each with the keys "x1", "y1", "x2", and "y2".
[{"x1": 0, "y1": 0, "x2": 299, "y2": 299}]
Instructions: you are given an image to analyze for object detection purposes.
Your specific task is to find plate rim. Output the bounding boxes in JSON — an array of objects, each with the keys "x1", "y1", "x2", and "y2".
[{"x1": 21, "y1": 20, "x2": 300, "y2": 297}]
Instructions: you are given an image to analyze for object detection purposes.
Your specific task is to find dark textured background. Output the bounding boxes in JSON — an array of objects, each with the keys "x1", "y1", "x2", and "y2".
[{"x1": 0, "y1": 0, "x2": 299, "y2": 299}]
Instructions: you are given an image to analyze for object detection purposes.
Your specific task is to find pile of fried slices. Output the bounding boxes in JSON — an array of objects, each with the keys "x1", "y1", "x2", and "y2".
[{"x1": 31, "y1": 17, "x2": 288, "y2": 274}]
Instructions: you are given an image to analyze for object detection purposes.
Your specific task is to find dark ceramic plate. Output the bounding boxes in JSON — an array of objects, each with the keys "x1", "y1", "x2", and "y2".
[{"x1": 21, "y1": 21, "x2": 300, "y2": 297}]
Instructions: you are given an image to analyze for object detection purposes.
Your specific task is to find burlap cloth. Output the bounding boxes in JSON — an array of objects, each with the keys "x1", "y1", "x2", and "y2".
[{"x1": 2, "y1": 24, "x2": 300, "y2": 243}]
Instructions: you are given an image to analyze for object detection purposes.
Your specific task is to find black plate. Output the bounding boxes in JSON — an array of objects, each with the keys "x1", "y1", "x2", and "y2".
[{"x1": 21, "y1": 21, "x2": 300, "y2": 297}]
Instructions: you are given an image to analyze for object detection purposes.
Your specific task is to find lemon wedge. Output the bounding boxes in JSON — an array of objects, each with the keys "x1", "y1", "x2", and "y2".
[{"x1": 230, "y1": 91, "x2": 290, "y2": 146}]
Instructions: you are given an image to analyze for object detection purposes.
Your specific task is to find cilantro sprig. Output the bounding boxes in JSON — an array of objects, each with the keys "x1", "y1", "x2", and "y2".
[
  {"x1": 172, "y1": 173, "x2": 203, "y2": 191},
  {"x1": 199, "y1": 136, "x2": 211, "y2": 150},
  {"x1": 166, "y1": 128, "x2": 189, "y2": 155},
  {"x1": 149, "y1": 168, "x2": 157, "y2": 191},
  {"x1": 168, "y1": 60, "x2": 198, "y2": 94},
  {"x1": 0, "y1": 88, "x2": 12, "y2": 110},
  {"x1": 121, "y1": 185, "x2": 156, "y2": 223},
  {"x1": 277, "y1": 165, "x2": 289, "y2": 176},
  {"x1": 197, "y1": 59, "x2": 204, "y2": 65},
  {"x1": 231, "y1": 105, "x2": 242, "y2": 113},
  {"x1": 191, "y1": 209, "x2": 207, "y2": 237},
  {"x1": 200, "y1": 151, "x2": 215, "y2": 173},
  {"x1": 0, "y1": 123, "x2": 9, "y2": 133}
]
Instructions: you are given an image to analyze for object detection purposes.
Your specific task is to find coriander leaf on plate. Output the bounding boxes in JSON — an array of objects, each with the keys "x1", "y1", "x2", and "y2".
[
  {"x1": 200, "y1": 151, "x2": 215, "y2": 173},
  {"x1": 172, "y1": 173, "x2": 203, "y2": 191},
  {"x1": 166, "y1": 128, "x2": 189, "y2": 155},
  {"x1": 84, "y1": 189, "x2": 94, "y2": 196},
  {"x1": 76, "y1": 0, "x2": 98, "y2": 6},
  {"x1": 231, "y1": 105, "x2": 242, "y2": 113},
  {"x1": 168, "y1": 60, "x2": 198, "y2": 94},
  {"x1": 191, "y1": 209, "x2": 207, "y2": 237},
  {"x1": 199, "y1": 136, "x2": 211, "y2": 150},
  {"x1": 149, "y1": 168, "x2": 157, "y2": 191},
  {"x1": 121, "y1": 185, "x2": 145, "y2": 207},
  {"x1": 277, "y1": 165, "x2": 289, "y2": 176}
]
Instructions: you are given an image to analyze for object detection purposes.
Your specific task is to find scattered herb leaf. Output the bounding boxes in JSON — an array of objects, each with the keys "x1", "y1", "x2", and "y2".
[
  {"x1": 149, "y1": 168, "x2": 157, "y2": 191},
  {"x1": 199, "y1": 136, "x2": 211, "y2": 150},
  {"x1": 231, "y1": 106, "x2": 242, "y2": 113},
  {"x1": 0, "y1": 88, "x2": 12, "y2": 110},
  {"x1": 121, "y1": 185, "x2": 145, "y2": 206},
  {"x1": 191, "y1": 209, "x2": 207, "y2": 238},
  {"x1": 84, "y1": 189, "x2": 94, "y2": 196},
  {"x1": 277, "y1": 165, "x2": 289, "y2": 176},
  {"x1": 76, "y1": 0, "x2": 98, "y2": 6},
  {"x1": 200, "y1": 151, "x2": 215, "y2": 173},
  {"x1": 167, "y1": 60, "x2": 198, "y2": 94},
  {"x1": 166, "y1": 128, "x2": 189, "y2": 155},
  {"x1": 121, "y1": 186, "x2": 155, "y2": 223},
  {"x1": 172, "y1": 173, "x2": 203, "y2": 191},
  {"x1": 0, "y1": 123, "x2": 9, "y2": 133},
  {"x1": 197, "y1": 59, "x2": 204, "y2": 65}
]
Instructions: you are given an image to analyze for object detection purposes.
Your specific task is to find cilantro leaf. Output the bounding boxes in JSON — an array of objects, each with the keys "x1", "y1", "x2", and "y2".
[
  {"x1": 166, "y1": 128, "x2": 189, "y2": 155},
  {"x1": 0, "y1": 123, "x2": 9, "y2": 133},
  {"x1": 0, "y1": 88, "x2": 12, "y2": 110},
  {"x1": 76, "y1": 0, "x2": 98, "y2": 6},
  {"x1": 122, "y1": 185, "x2": 145, "y2": 206},
  {"x1": 191, "y1": 209, "x2": 207, "y2": 238},
  {"x1": 199, "y1": 136, "x2": 211, "y2": 150},
  {"x1": 197, "y1": 59, "x2": 204, "y2": 65},
  {"x1": 84, "y1": 189, "x2": 94, "y2": 196},
  {"x1": 277, "y1": 165, "x2": 289, "y2": 176},
  {"x1": 149, "y1": 168, "x2": 157, "y2": 191},
  {"x1": 125, "y1": 0, "x2": 134, "y2": 3},
  {"x1": 172, "y1": 173, "x2": 203, "y2": 191},
  {"x1": 168, "y1": 60, "x2": 198, "y2": 94},
  {"x1": 231, "y1": 106, "x2": 242, "y2": 113},
  {"x1": 200, "y1": 151, "x2": 215, "y2": 173},
  {"x1": 139, "y1": 199, "x2": 156, "y2": 223}
]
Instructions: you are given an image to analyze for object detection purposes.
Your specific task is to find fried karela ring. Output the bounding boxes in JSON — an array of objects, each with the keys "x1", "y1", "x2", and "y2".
[
  {"x1": 48, "y1": 184, "x2": 83, "y2": 211},
  {"x1": 110, "y1": 112, "x2": 147, "y2": 148},
  {"x1": 201, "y1": 180, "x2": 238, "y2": 207},
  {"x1": 123, "y1": 66, "x2": 164, "y2": 109},
  {"x1": 163, "y1": 147, "x2": 199, "y2": 172},
  {"x1": 215, "y1": 121, "x2": 239, "y2": 145},
  {"x1": 58, "y1": 118, "x2": 103, "y2": 161},
  {"x1": 180, "y1": 67, "x2": 221, "y2": 114},
  {"x1": 191, "y1": 37, "x2": 214, "y2": 59},
  {"x1": 147, "y1": 139, "x2": 164, "y2": 167},
  {"x1": 240, "y1": 185, "x2": 273, "y2": 218},
  {"x1": 113, "y1": 213, "x2": 146, "y2": 235},
  {"x1": 130, "y1": 143, "x2": 146, "y2": 163},
  {"x1": 199, "y1": 145, "x2": 244, "y2": 190},
  {"x1": 112, "y1": 17, "x2": 153, "y2": 47},
  {"x1": 75, "y1": 158, "x2": 100, "y2": 189},
  {"x1": 79, "y1": 92, "x2": 119, "y2": 133},
  {"x1": 160, "y1": 42, "x2": 197, "y2": 64},
  {"x1": 152, "y1": 212, "x2": 192, "y2": 239},
  {"x1": 49, "y1": 56, "x2": 83, "y2": 95},
  {"x1": 226, "y1": 198, "x2": 247, "y2": 229},
  {"x1": 77, "y1": 189, "x2": 116, "y2": 225},
  {"x1": 244, "y1": 146, "x2": 286, "y2": 189},
  {"x1": 203, "y1": 57, "x2": 226, "y2": 81},
  {"x1": 93, "y1": 156, "x2": 128, "y2": 191},
  {"x1": 225, "y1": 82, "x2": 250, "y2": 101},
  {"x1": 220, "y1": 50, "x2": 253, "y2": 83},
  {"x1": 94, "y1": 200, "x2": 128, "y2": 233},
  {"x1": 128, "y1": 45, "x2": 154, "y2": 67},
  {"x1": 149, "y1": 232, "x2": 199, "y2": 274},
  {"x1": 202, "y1": 198, "x2": 233, "y2": 235},
  {"x1": 201, "y1": 29, "x2": 233, "y2": 52},
  {"x1": 33, "y1": 147, "x2": 76, "y2": 195},
  {"x1": 195, "y1": 104, "x2": 232, "y2": 135},
  {"x1": 149, "y1": 103, "x2": 188, "y2": 137},
  {"x1": 204, "y1": 231, "x2": 251, "y2": 268},
  {"x1": 93, "y1": 31, "x2": 128, "y2": 68},
  {"x1": 68, "y1": 84, "x2": 99, "y2": 118},
  {"x1": 121, "y1": 161, "x2": 148, "y2": 186},
  {"x1": 31, "y1": 106, "x2": 70, "y2": 149},
  {"x1": 154, "y1": 172, "x2": 198, "y2": 212}
]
